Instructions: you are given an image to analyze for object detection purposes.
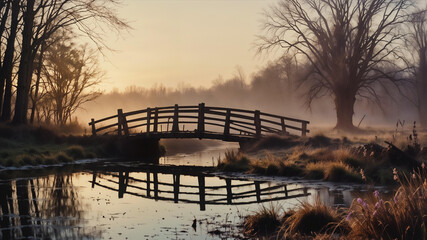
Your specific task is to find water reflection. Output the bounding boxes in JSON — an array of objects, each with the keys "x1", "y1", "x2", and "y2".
[
  {"x1": 0, "y1": 175, "x2": 102, "y2": 239},
  {"x1": 90, "y1": 168, "x2": 310, "y2": 211}
]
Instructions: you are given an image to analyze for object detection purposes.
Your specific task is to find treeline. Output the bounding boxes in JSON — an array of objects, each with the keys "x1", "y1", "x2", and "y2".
[
  {"x1": 0, "y1": 0, "x2": 127, "y2": 125},
  {"x1": 79, "y1": 57, "x2": 416, "y2": 127}
]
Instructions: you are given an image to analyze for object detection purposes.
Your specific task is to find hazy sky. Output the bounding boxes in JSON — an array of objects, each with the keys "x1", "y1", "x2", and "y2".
[{"x1": 99, "y1": 0, "x2": 278, "y2": 91}]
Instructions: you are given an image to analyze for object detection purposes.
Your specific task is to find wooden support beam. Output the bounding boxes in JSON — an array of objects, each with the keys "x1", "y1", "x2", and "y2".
[
  {"x1": 173, "y1": 174, "x2": 180, "y2": 203},
  {"x1": 117, "y1": 109, "x2": 123, "y2": 136},
  {"x1": 146, "y1": 107, "x2": 151, "y2": 134},
  {"x1": 302, "y1": 122, "x2": 307, "y2": 137},
  {"x1": 226, "y1": 179, "x2": 232, "y2": 204},
  {"x1": 281, "y1": 118, "x2": 287, "y2": 134},
  {"x1": 255, "y1": 181, "x2": 261, "y2": 202},
  {"x1": 154, "y1": 172, "x2": 159, "y2": 200},
  {"x1": 224, "y1": 109, "x2": 231, "y2": 136},
  {"x1": 90, "y1": 118, "x2": 96, "y2": 136},
  {"x1": 172, "y1": 104, "x2": 179, "y2": 133},
  {"x1": 254, "y1": 110, "x2": 261, "y2": 138},
  {"x1": 198, "y1": 175, "x2": 206, "y2": 211},
  {"x1": 197, "y1": 103, "x2": 205, "y2": 137},
  {"x1": 153, "y1": 108, "x2": 158, "y2": 132}
]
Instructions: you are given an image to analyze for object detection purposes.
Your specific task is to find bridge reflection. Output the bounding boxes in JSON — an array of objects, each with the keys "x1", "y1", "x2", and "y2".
[{"x1": 90, "y1": 168, "x2": 310, "y2": 211}]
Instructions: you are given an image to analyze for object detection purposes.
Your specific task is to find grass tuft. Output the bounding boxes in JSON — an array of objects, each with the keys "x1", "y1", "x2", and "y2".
[
  {"x1": 217, "y1": 150, "x2": 251, "y2": 172},
  {"x1": 243, "y1": 205, "x2": 282, "y2": 237}
]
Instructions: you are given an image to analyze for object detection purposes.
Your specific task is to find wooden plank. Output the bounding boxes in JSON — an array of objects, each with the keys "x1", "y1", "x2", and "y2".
[{"x1": 91, "y1": 115, "x2": 117, "y2": 124}]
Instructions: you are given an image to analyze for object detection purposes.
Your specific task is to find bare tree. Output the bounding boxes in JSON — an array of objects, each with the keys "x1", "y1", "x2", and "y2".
[
  {"x1": 258, "y1": 0, "x2": 410, "y2": 131},
  {"x1": 12, "y1": 0, "x2": 129, "y2": 124},
  {"x1": 405, "y1": 8, "x2": 427, "y2": 127},
  {"x1": 39, "y1": 38, "x2": 102, "y2": 125}
]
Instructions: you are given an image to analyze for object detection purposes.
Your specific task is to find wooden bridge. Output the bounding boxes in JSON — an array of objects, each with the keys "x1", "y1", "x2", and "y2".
[{"x1": 89, "y1": 103, "x2": 310, "y2": 142}]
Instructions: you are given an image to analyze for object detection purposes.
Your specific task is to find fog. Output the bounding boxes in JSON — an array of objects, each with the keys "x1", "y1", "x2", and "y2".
[{"x1": 76, "y1": 59, "x2": 418, "y2": 130}]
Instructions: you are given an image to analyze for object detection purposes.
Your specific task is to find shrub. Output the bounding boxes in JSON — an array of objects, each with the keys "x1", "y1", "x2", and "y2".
[
  {"x1": 324, "y1": 162, "x2": 360, "y2": 182},
  {"x1": 55, "y1": 152, "x2": 73, "y2": 163},
  {"x1": 305, "y1": 162, "x2": 325, "y2": 179},
  {"x1": 65, "y1": 145, "x2": 85, "y2": 159}
]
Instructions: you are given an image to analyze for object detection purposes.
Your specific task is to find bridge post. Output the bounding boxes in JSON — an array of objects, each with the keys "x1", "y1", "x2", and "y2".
[
  {"x1": 90, "y1": 118, "x2": 96, "y2": 136},
  {"x1": 118, "y1": 109, "x2": 130, "y2": 137},
  {"x1": 197, "y1": 103, "x2": 205, "y2": 137},
  {"x1": 198, "y1": 175, "x2": 206, "y2": 211},
  {"x1": 254, "y1": 110, "x2": 261, "y2": 138},
  {"x1": 153, "y1": 108, "x2": 158, "y2": 132},
  {"x1": 302, "y1": 122, "x2": 307, "y2": 137},
  {"x1": 172, "y1": 104, "x2": 179, "y2": 133},
  {"x1": 255, "y1": 181, "x2": 261, "y2": 202},
  {"x1": 117, "y1": 109, "x2": 123, "y2": 136},
  {"x1": 226, "y1": 178, "x2": 232, "y2": 204},
  {"x1": 281, "y1": 118, "x2": 287, "y2": 134},
  {"x1": 224, "y1": 109, "x2": 231, "y2": 136},
  {"x1": 173, "y1": 174, "x2": 180, "y2": 203},
  {"x1": 146, "y1": 108, "x2": 151, "y2": 134}
]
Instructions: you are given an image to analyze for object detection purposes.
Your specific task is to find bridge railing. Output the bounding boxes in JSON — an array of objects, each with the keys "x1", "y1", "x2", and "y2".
[{"x1": 89, "y1": 103, "x2": 309, "y2": 138}]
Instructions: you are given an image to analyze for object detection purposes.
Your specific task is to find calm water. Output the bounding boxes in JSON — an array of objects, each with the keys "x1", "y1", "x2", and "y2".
[{"x1": 0, "y1": 143, "x2": 374, "y2": 239}]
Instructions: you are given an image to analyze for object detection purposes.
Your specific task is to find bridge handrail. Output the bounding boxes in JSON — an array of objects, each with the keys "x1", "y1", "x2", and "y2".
[{"x1": 89, "y1": 103, "x2": 310, "y2": 138}]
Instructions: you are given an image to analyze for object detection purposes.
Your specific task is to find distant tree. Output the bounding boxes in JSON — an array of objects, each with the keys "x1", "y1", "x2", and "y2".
[
  {"x1": 258, "y1": 0, "x2": 410, "y2": 131},
  {"x1": 39, "y1": 39, "x2": 102, "y2": 125},
  {"x1": 405, "y1": 8, "x2": 427, "y2": 127}
]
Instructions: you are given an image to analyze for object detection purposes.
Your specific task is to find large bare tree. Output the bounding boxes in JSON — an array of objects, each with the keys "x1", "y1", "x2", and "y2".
[{"x1": 258, "y1": 0, "x2": 410, "y2": 131}]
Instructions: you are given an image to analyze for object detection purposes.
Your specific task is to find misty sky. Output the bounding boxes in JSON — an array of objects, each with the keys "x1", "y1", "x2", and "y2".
[{"x1": 99, "y1": 0, "x2": 278, "y2": 91}]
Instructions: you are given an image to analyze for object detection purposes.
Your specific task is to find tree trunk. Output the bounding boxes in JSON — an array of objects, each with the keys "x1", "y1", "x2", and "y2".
[
  {"x1": 417, "y1": 47, "x2": 427, "y2": 128},
  {"x1": 30, "y1": 43, "x2": 46, "y2": 124},
  {"x1": 0, "y1": 0, "x2": 20, "y2": 122},
  {"x1": 13, "y1": 0, "x2": 35, "y2": 125},
  {"x1": 334, "y1": 90, "x2": 357, "y2": 131},
  {"x1": 0, "y1": 1, "x2": 10, "y2": 114}
]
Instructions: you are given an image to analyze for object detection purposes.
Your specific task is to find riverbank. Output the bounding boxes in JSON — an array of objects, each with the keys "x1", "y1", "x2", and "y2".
[
  {"x1": 218, "y1": 133, "x2": 427, "y2": 186},
  {"x1": 242, "y1": 165, "x2": 426, "y2": 239},
  {"x1": 0, "y1": 124, "x2": 168, "y2": 167}
]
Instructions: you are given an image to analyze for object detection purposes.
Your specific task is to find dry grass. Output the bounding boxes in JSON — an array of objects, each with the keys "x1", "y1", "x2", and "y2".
[
  {"x1": 244, "y1": 166, "x2": 426, "y2": 239},
  {"x1": 243, "y1": 205, "x2": 282, "y2": 237},
  {"x1": 347, "y1": 167, "x2": 427, "y2": 240},
  {"x1": 280, "y1": 201, "x2": 348, "y2": 237},
  {"x1": 217, "y1": 150, "x2": 251, "y2": 172}
]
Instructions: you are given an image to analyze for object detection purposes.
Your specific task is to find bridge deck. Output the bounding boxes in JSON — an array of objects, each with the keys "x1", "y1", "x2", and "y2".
[{"x1": 89, "y1": 103, "x2": 309, "y2": 142}]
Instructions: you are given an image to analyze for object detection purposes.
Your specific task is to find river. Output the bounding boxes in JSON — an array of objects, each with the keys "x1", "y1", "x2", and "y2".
[{"x1": 0, "y1": 141, "x2": 380, "y2": 239}]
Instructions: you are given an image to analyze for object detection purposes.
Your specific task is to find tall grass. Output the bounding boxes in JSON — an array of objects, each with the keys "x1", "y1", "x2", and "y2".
[
  {"x1": 243, "y1": 166, "x2": 427, "y2": 239},
  {"x1": 217, "y1": 150, "x2": 251, "y2": 172},
  {"x1": 347, "y1": 167, "x2": 427, "y2": 239}
]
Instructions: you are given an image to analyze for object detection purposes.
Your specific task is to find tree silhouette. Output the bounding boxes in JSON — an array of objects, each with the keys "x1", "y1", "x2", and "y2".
[{"x1": 259, "y1": 0, "x2": 410, "y2": 131}]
